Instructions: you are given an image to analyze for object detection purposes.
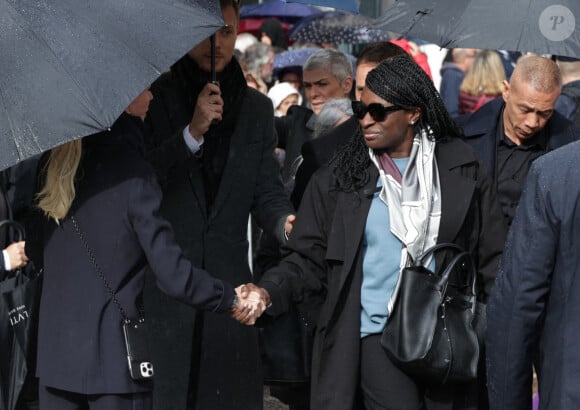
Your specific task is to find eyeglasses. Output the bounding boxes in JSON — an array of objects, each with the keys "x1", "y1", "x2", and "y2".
[{"x1": 351, "y1": 100, "x2": 403, "y2": 122}]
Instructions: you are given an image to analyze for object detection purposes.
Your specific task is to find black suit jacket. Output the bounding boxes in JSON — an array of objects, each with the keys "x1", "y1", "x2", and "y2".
[{"x1": 487, "y1": 141, "x2": 580, "y2": 409}]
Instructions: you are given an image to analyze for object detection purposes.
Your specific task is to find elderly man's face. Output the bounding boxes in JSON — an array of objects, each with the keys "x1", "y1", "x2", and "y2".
[
  {"x1": 502, "y1": 78, "x2": 560, "y2": 145},
  {"x1": 303, "y1": 68, "x2": 351, "y2": 115},
  {"x1": 188, "y1": 5, "x2": 238, "y2": 73},
  {"x1": 260, "y1": 51, "x2": 275, "y2": 83}
]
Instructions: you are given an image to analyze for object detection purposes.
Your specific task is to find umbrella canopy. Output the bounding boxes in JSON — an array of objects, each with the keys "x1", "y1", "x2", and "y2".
[
  {"x1": 289, "y1": 11, "x2": 389, "y2": 45},
  {"x1": 241, "y1": 0, "x2": 322, "y2": 23},
  {"x1": 0, "y1": 0, "x2": 223, "y2": 171},
  {"x1": 286, "y1": 0, "x2": 359, "y2": 14},
  {"x1": 376, "y1": 0, "x2": 580, "y2": 58},
  {"x1": 274, "y1": 47, "x2": 357, "y2": 71}
]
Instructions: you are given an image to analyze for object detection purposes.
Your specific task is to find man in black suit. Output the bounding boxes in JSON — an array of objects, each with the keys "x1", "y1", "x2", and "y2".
[
  {"x1": 457, "y1": 54, "x2": 579, "y2": 226},
  {"x1": 143, "y1": 0, "x2": 294, "y2": 409},
  {"x1": 487, "y1": 141, "x2": 580, "y2": 409}
]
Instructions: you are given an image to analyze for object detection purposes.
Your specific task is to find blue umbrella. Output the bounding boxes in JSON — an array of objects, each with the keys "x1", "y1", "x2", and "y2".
[
  {"x1": 241, "y1": 0, "x2": 322, "y2": 23},
  {"x1": 274, "y1": 47, "x2": 357, "y2": 71},
  {"x1": 285, "y1": 0, "x2": 359, "y2": 13}
]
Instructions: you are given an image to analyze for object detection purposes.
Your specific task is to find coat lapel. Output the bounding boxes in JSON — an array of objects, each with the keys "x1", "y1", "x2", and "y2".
[
  {"x1": 335, "y1": 165, "x2": 378, "y2": 293},
  {"x1": 436, "y1": 139, "x2": 477, "y2": 244}
]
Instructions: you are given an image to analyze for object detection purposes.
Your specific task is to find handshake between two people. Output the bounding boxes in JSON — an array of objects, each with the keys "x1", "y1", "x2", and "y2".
[{"x1": 230, "y1": 283, "x2": 271, "y2": 326}]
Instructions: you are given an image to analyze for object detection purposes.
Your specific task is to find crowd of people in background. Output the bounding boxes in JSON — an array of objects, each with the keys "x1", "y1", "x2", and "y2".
[{"x1": 3, "y1": 2, "x2": 580, "y2": 410}]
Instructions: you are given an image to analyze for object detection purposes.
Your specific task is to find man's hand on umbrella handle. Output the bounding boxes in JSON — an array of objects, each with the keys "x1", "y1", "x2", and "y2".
[
  {"x1": 188, "y1": 82, "x2": 223, "y2": 140},
  {"x1": 5, "y1": 241, "x2": 28, "y2": 270}
]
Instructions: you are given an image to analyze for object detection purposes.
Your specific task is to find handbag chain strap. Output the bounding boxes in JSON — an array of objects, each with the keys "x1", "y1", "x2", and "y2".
[{"x1": 70, "y1": 215, "x2": 141, "y2": 323}]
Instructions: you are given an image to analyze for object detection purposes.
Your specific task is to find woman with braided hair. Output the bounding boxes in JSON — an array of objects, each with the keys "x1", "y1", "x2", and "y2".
[{"x1": 255, "y1": 54, "x2": 507, "y2": 409}]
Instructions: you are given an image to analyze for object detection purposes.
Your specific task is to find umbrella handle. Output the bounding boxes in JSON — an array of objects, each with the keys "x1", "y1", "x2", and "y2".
[
  {"x1": 210, "y1": 34, "x2": 217, "y2": 83},
  {"x1": 0, "y1": 220, "x2": 26, "y2": 242}
]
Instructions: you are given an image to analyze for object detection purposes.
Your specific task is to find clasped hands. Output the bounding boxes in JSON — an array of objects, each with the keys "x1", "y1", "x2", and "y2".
[{"x1": 231, "y1": 283, "x2": 271, "y2": 325}]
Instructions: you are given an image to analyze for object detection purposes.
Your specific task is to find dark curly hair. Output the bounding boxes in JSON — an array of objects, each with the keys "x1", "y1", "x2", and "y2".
[{"x1": 332, "y1": 55, "x2": 463, "y2": 192}]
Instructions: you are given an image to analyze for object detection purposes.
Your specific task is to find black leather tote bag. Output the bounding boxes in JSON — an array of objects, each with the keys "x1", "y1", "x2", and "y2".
[{"x1": 380, "y1": 243, "x2": 480, "y2": 385}]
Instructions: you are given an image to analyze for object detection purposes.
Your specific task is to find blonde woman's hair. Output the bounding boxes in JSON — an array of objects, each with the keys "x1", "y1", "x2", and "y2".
[
  {"x1": 460, "y1": 50, "x2": 506, "y2": 96},
  {"x1": 37, "y1": 139, "x2": 82, "y2": 222}
]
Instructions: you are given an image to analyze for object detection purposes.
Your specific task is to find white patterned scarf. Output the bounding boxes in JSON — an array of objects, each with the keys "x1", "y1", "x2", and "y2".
[{"x1": 369, "y1": 128, "x2": 441, "y2": 272}]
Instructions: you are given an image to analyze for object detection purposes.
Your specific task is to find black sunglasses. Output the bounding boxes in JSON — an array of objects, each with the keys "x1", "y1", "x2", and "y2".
[{"x1": 351, "y1": 100, "x2": 402, "y2": 122}]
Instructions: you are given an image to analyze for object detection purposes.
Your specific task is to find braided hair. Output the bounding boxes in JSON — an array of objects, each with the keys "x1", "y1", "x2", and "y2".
[{"x1": 333, "y1": 55, "x2": 462, "y2": 192}]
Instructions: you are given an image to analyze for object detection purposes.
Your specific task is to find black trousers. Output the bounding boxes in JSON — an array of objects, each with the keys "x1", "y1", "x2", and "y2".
[
  {"x1": 360, "y1": 335, "x2": 424, "y2": 410},
  {"x1": 39, "y1": 385, "x2": 152, "y2": 410},
  {"x1": 360, "y1": 335, "x2": 477, "y2": 410}
]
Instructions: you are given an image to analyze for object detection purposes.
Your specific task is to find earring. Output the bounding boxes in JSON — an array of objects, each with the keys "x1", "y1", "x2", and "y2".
[{"x1": 409, "y1": 121, "x2": 415, "y2": 125}]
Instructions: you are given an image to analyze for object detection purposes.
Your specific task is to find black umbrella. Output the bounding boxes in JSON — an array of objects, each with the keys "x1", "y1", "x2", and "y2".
[
  {"x1": 0, "y1": 220, "x2": 42, "y2": 410},
  {"x1": 376, "y1": 0, "x2": 580, "y2": 58},
  {"x1": 0, "y1": 0, "x2": 224, "y2": 171},
  {"x1": 289, "y1": 11, "x2": 389, "y2": 45}
]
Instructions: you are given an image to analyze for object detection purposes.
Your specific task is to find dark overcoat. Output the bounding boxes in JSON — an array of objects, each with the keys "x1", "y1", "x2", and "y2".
[
  {"x1": 487, "y1": 141, "x2": 580, "y2": 410},
  {"x1": 275, "y1": 105, "x2": 314, "y2": 182},
  {"x1": 291, "y1": 115, "x2": 359, "y2": 208},
  {"x1": 0, "y1": 181, "x2": 8, "y2": 273},
  {"x1": 29, "y1": 117, "x2": 235, "y2": 395},
  {"x1": 456, "y1": 98, "x2": 579, "y2": 179},
  {"x1": 143, "y1": 63, "x2": 294, "y2": 409},
  {"x1": 260, "y1": 137, "x2": 507, "y2": 409}
]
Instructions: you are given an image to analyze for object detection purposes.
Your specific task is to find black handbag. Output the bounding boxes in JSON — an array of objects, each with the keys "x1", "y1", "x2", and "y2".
[{"x1": 380, "y1": 243, "x2": 480, "y2": 385}]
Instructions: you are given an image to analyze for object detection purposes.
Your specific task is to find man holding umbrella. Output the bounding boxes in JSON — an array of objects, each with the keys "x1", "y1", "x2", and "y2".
[{"x1": 143, "y1": 0, "x2": 295, "y2": 409}]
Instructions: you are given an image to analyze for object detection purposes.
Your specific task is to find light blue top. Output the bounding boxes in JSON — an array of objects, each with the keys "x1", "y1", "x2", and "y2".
[{"x1": 360, "y1": 157, "x2": 409, "y2": 338}]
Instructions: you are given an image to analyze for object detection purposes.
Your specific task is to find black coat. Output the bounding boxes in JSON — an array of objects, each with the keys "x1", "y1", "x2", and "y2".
[
  {"x1": 29, "y1": 116, "x2": 234, "y2": 395},
  {"x1": 291, "y1": 115, "x2": 359, "y2": 208},
  {"x1": 0, "y1": 181, "x2": 8, "y2": 274},
  {"x1": 144, "y1": 58, "x2": 294, "y2": 409},
  {"x1": 456, "y1": 98, "x2": 579, "y2": 180},
  {"x1": 487, "y1": 141, "x2": 580, "y2": 410},
  {"x1": 275, "y1": 105, "x2": 314, "y2": 182},
  {"x1": 259, "y1": 137, "x2": 507, "y2": 409}
]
